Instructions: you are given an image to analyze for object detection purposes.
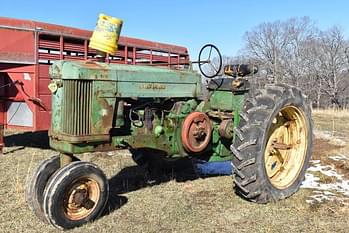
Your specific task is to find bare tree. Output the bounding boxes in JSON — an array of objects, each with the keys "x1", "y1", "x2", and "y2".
[
  {"x1": 243, "y1": 17, "x2": 316, "y2": 84},
  {"x1": 314, "y1": 27, "x2": 349, "y2": 107},
  {"x1": 244, "y1": 20, "x2": 286, "y2": 82},
  {"x1": 242, "y1": 17, "x2": 349, "y2": 108}
]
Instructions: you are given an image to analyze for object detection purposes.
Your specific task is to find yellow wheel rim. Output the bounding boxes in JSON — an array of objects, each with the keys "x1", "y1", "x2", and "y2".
[
  {"x1": 64, "y1": 178, "x2": 100, "y2": 221},
  {"x1": 264, "y1": 106, "x2": 308, "y2": 189}
]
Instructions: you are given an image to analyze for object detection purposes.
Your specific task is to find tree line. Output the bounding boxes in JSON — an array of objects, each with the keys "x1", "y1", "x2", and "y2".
[{"x1": 235, "y1": 17, "x2": 349, "y2": 109}]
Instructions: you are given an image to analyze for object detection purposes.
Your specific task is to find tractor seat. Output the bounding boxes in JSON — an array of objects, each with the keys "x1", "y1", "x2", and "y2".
[
  {"x1": 207, "y1": 77, "x2": 250, "y2": 92},
  {"x1": 224, "y1": 64, "x2": 258, "y2": 77}
]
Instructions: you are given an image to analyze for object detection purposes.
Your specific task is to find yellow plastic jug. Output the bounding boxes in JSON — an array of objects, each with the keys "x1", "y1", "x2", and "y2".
[{"x1": 89, "y1": 14, "x2": 123, "y2": 55}]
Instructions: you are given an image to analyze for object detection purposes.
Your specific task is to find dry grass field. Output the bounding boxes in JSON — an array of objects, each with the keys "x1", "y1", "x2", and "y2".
[{"x1": 0, "y1": 109, "x2": 348, "y2": 233}]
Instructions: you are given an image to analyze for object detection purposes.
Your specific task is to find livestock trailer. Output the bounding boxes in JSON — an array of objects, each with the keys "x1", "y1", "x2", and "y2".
[{"x1": 0, "y1": 17, "x2": 190, "y2": 137}]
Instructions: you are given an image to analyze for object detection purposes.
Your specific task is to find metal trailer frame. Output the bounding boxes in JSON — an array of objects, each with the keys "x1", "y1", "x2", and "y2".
[{"x1": 0, "y1": 17, "x2": 190, "y2": 136}]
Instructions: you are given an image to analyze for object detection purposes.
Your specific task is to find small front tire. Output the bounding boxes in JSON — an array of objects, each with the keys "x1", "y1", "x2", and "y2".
[
  {"x1": 26, "y1": 155, "x2": 60, "y2": 222},
  {"x1": 43, "y1": 161, "x2": 109, "y2": 229}
]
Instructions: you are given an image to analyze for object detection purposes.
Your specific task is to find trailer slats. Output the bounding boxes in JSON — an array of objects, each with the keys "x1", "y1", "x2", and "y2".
[{"x1": 0, "y1": 17, "x2": 190, "y2": 132}]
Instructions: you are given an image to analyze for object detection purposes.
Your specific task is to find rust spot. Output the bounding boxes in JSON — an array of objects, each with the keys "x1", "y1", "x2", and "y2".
[{"x1": 97, "y1": 98, "x2": 114, "y2": 132}]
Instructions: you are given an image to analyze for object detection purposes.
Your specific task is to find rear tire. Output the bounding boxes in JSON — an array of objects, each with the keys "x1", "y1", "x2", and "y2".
[
  {"x1": 231, "y1": 84, "x2": 313, "y2": 203},
  {"x1": 43, "y1": 161, "x2": 109, "y2": 229}
]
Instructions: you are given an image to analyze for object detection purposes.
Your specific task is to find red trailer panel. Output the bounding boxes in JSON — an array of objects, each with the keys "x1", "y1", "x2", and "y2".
[
  {"x1": 0, "y1": 17, "x2": 190, "y2": 132},
  {"x1": 0, "y1": 28, "x2": 35, "y2": 63}
]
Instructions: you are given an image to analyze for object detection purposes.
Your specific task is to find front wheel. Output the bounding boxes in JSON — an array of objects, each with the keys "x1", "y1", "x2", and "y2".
[
  {"x1": 43, "y1": 161, "x2": 109, "y2": 229},
  {"x1": 26, "y1": 155, "x2": 60, "y2": 222},
  {"x1": 231, "y1": 84, "x2": 313, "y2": 203}
]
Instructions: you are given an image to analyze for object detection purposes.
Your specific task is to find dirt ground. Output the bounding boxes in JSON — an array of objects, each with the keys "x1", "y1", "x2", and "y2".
[{"x1": 0, "y1": 109, "x2": 348, "y2": 233}]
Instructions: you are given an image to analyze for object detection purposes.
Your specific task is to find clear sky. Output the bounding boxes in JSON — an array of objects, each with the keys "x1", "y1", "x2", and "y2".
[{"x1": 1, "y1": 0, "x2": 348, "y2": 59}]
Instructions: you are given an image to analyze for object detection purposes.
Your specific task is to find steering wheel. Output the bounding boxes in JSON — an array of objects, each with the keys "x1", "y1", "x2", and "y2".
[{"x1": 198, "y1": 44, "x2": 222, "y2": 78}]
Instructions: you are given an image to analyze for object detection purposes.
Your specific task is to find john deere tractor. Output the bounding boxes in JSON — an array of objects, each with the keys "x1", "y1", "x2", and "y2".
[{"x1": 26, "y1": 44, "x2": 313, "y2": 229}]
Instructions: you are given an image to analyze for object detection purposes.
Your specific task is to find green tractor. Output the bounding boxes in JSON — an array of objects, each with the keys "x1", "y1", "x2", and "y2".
[{"x1": 26, "y1": 44, "x2": 312, "y2": 229}]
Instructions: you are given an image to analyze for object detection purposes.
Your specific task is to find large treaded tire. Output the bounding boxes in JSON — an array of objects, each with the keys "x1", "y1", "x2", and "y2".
[
  {"x1": 26, "y1": 155, "x2": 60, "y2": 222},
  {"x1": 43, "y1": 161, "x2": 109, "y2": 229},
  {"x1": 231, "y1": 84, "x2": 313, "y2": 203}
]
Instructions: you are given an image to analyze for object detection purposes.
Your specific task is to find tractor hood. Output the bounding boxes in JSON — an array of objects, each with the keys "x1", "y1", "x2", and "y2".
[{"x1": 50, "y1": 61, "x2": 202, "y2": 98}]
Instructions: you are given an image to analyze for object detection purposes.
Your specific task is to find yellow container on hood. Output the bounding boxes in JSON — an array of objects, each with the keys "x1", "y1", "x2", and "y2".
[{"x1": 89, "y1": 13, "x2": 123, "y2": 55}]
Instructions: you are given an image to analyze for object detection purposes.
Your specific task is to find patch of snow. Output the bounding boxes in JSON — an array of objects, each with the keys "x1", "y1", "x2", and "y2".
[
  {"x1": 329, "y1": 154, "x2": 348, "y2": 161},
  {"x1": 313, "y1": 130, "x2": 347, "y2": 146},
  {"x1": 307, "y1": 193, "x2": 337, "y2": 203},
  {"x1": 314, "y1": 130, "x2": 333, "y2": 140},
  {"x1": 307, "y1": 164, "x2": 341, "y2": 178},
  {"x1": 330, "y1": 138, "x2": 347, "y2": 146},
  {"x1": 301, "y1": 160, "x2": 349, "y2": 203},
  {"x1": 323, "y1": 191, "x2": 336, "y2": 196}
]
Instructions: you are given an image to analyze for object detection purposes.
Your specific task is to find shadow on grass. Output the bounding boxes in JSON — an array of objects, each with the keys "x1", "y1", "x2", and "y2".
[
  {"x1": 102, "y1": 157, "x2": 201, "y2": 217},
  {"x1": 4, "y1": 130, "x2": 50, "y2": 150}
]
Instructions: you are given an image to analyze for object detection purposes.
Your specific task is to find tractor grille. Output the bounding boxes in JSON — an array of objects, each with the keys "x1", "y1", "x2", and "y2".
[{"x1": 62, "y1": 80, "x2": 93, "y2": 135}]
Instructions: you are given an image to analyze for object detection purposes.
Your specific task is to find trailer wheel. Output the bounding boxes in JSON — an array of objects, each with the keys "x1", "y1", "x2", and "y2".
[
  {"x1": 43, "y1": 161, "x2": 109, "y2": 229},
  {"x1": 231, "y1": 84, "x2": 312, "y2": 203},
  {"x1": 26, "y1": 155, "x2": 60, "y2": 222}
]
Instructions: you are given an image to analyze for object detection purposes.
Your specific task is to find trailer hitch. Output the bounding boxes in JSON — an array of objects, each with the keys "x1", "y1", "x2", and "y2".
[{"x1": 15, "y1": 80, "x2": 48, "y2": 110}]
